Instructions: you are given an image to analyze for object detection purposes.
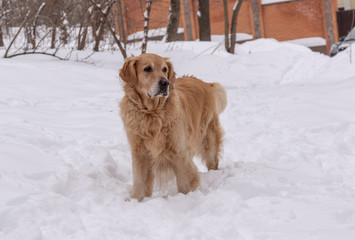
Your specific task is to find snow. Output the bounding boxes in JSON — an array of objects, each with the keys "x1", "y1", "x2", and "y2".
[
  {"x1": 127, "y1": 27, "x2": 184, "y2": 41},
  {"x1": 232, "y1": 0, "x2": 239, "y2": 11},
  {"x1": 1, "y1": 38, "x2": 355, "y2": 239},
  {"x1": 211, "y1": 33, "x2": 253, "y2": 43},
  {"x1": 284, "y1": 37, "x2": 326, "y2": 47},
  {"x1": 143, "y1": 10, "x2": 148, "y2": 19},
  {"x1": 262, "y1": 0, "x2": 294, "y2": 5}
]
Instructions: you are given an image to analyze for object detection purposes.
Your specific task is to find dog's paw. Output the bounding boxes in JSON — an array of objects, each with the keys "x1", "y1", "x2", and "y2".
[{"x1": 130, "y1": 192, "x2": 145, "y2": 202}]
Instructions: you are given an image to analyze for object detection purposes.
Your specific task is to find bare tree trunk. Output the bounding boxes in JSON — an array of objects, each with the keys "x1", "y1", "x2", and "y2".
[
  {"x1": 223, "y1": 0, "x2": 243, "y2": 54},
  {"x1": 77, "y1": 6, "x2": 92, "y2": 51},
  {"x1": 31, "y1": 2, "x2": 46, "y2": 49},
  {"x1": 50, "y1": 26, "x2": 56, "y2": 49},
  {"x1": 47, "y1": 0, "x2": 59, "y2": 49},
  {"x1": 197, "y1": 0, "x2": 211, "y2": 41},
  {"x1": 78, "y1": 24, "x2": 89, "y2": 50},
  {"x1": 115, "y1": 0, "x2": 126, "y2": 45},
  {"x1": 165, "y1": 0, "x2": 180, "y2": 42},
  {"x1": 223, "y1": 0, "x2": 229, "y2": 51},
  {"x1": 32, "y1": 26, "x2": 37, "y2": 48},
  {"x1": 142, "y1": 0, "x2": 152, "y2": 53},
  {"x1": 90, "y1": 0, "x2": 127, "y2": 58},
  {"x1": 78, "y1": 24, "x2": 83, "y2": 49},
  {"x1": 59, "y1": 11, "x2": 69, "y2": 45},
  {"x1": 93, "y1": 25, "x2": 104, "y2": 51},
  {"x1": 251, "y1": 0, "x2": 261, "y2": 39},
  {"x1": 60, "y1": 25, "x2": 69, "y2": 45},
  {"x1": 0, "y1": 28, "x2": 4, "y2": 47},
  {"x1": 0, "y1": 1, "x2": 9, "y2": 47},
  {"x1": 324, "y1": 0, "x2": 335, "y2": 52},
  {"x1": 25, "y1": 26, "x2": 34, "y2": 50},
  {"x1": 92, "y1": 7, "x2": 105, "y2": 52},
  {"x1": 1, "y1": 0, "x2": 11, "y2": 36},
  {"x1": 182, "y1": 0, "x2": 193, "y2": 41},
  {"x1": 229, "y1": 0, "x2": 243, "y2": 53}
]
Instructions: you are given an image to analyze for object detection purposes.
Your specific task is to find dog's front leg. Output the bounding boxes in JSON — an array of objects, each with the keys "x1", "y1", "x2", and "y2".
[
  {"x1": 130, "y1": 150, "x2": 154, "y2": 201},
  {"x1": 126, "y1": 132, "x2": 154, "y2": 201},
  {"x1": 172, "y1": 158, "x2": 200, "y2": 194}
]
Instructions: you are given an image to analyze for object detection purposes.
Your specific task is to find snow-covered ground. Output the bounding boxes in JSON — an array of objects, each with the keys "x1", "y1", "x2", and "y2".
[
  {"x1": 1, "y1": 39, "x2": 355, "y2": 240},
  {"x1": 284, "y1": 37, "x2": 326, "y2": 47}
]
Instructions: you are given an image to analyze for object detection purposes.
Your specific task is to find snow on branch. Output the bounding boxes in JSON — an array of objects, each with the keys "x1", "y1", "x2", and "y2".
[
  {"x1": 232, "y1": 0, "x2": 239, "y2": 11},
  {"x1": 35, "y1": 2, "x2": 46, "y2": 19},
  {"x1": 0, "y1": 8, "x2": 10, "y2": 19}
]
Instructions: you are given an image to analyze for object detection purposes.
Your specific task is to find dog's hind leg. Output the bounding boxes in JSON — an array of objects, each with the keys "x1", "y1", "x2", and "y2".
[{"x1": 200, "y1": 116, "x2": 223, "y2": 171}]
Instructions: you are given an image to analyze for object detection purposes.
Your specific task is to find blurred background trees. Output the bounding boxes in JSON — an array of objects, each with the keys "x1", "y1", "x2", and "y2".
[
  {"x1": 0, "y1": 0, "x2": 228, "y2": 59},
  {"x1": 2, "y1": 0, "x2": 339, "y2": 59},
  {"x1": 1, "y1": 0, "x2": 121, "y2": 57}
]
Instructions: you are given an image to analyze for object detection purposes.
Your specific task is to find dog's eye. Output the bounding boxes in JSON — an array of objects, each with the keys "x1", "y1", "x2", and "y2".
[
  {"x1": 144, "y1": 66, "x2": 152, "y2": 72},
  {"x1": 162, "y1": 67, "x2": 167, "y2": 73}
]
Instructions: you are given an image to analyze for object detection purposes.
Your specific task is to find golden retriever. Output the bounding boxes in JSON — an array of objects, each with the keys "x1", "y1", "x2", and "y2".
[{"x1": 119, "y1": 53, "x2": 227, "y2": 201}]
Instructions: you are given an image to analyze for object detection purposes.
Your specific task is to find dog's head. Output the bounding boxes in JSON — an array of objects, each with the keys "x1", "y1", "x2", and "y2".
[{"x1": 119, "y1": 53, "x2": 176, "y2": 99}]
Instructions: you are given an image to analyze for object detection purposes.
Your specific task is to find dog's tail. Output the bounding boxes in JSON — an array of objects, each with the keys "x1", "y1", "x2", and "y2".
[{"x1": 211, "y1": 82, "x2": 227, "y2": 114}]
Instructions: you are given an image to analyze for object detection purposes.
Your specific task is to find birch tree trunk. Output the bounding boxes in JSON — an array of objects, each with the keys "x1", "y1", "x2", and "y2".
[
  {"x1": 142, "y1": 0, "x2": 152, "y2": 53},
  {"x1": 0, "y1": 2, "x2": 9, "y2": 47},
  {"x1": 223, "y1": 0, "x2": 229, "y2": 51}
]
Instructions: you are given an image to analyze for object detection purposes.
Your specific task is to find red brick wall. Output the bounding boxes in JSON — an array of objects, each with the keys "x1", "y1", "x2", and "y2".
[
  {"x1": 261, "y1": 0, "x2": 325, "y2": 41},
  {"x1": 209, "y1": 0, "x2": 253, "y2": 36},
  {"x1": 117, "y1": 0, "x2": 337, "y2": 47},
  {"x1": 123, "y1": 0, "x2": 171, "y2": 36},
  {"x1": 122, "y1": 0, "x2": 253, "y2": 38}
]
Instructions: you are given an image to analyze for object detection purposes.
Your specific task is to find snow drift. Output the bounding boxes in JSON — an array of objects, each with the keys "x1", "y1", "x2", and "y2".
[{"x1": 1, "y1": 39, "x2": 355, "y2": 240}]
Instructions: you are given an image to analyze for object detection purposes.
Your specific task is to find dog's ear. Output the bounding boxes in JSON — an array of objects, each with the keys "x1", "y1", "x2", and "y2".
[
  {"x1": 119, "y1": 56, "x2": 138, "y2": 87},
  {"x1": 164, "y1": 58, "x2": 176, "y2": 90}
]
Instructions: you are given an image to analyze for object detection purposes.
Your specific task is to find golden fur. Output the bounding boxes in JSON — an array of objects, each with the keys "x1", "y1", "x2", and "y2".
[{"x1": 119, "y1": 53, "x2": 227, "y2": 201}]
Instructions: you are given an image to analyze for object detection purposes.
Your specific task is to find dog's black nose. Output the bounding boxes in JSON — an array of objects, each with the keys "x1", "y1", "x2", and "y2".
[{"x1": 159, "y1": 78, "x2": 170, "y2": 87}]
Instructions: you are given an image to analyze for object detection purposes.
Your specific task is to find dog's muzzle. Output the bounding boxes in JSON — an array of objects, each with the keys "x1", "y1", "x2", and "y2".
[
  {"x1": 159, "y1": 78, "x2": 169, "y2": 90},
  {"x1": 147, "y1": 78, "x2": 170, "y2": 98},
  {"x1": 156, "y1": 78, "x2": 169, "y2": 97}
]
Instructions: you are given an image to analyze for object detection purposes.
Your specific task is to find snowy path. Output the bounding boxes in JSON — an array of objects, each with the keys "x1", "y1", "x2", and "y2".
[{"x1": 1, "y1": 40, "x2": 355, "y2": 239}]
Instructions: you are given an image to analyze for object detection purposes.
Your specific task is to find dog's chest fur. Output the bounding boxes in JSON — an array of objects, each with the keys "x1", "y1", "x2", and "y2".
[{"x1": 120, "y1": 93, "x2": 183, "y2": 159}]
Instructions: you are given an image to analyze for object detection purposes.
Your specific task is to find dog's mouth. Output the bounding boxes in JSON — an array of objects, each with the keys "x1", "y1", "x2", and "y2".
[
  {"x1": 146, "y1": 88, "x2": 169, "y2": 98},
  {"x1": 147, "y1": 79, "x2": 170, "y2": 98},
  {"x1": 156, "y1": 87, "x2": 169, "y2": 97}
]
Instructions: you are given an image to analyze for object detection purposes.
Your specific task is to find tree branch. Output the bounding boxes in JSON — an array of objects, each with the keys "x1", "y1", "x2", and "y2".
[
  {"x1": 89, "y1": 0, "x2": 127, "y2": 58},
  {"x1": 5, "y1": 51, "x2": 67, "y2": 60},
  {"x1": 4, "y1": 11, "x2": 31, "y2": 58},
  {"x1": 0, "y1": 8, "x2": 10, "y2": 19}
]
